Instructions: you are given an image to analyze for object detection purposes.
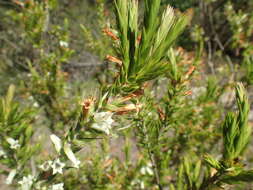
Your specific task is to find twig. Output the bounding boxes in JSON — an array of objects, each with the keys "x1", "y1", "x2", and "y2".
[
  {"x1": 207, "y1": 41, "x2": 215, "y2": 75},
  {"x1": 143, "y1": 124, "x2": 163, "y2": 190},
  {"x1": 199, "y1": 172, "x2": 222, "y2": 190},
  {"x1": 148, "y1": 147, "x2": 163, "y2": 190}
]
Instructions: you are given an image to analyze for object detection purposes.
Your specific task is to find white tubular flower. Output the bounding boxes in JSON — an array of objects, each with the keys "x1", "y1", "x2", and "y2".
[
  {"x1": 18, "y1": 175, "x2": 34, "y2": 190},
  {"x1": 50, "y1": 134, "x2": 62, "y2": 154},
  {"x1": 38, "y1": 160, "x2": 53, "y2": 171},
  {"x1": 91, "y1": 112, "x2": 114, "y2": 135},
  {"x1": 6, "y1": 169, "x2": 17, "y2": 185},
  {"x1": 64, "y1": 143, "x2": 81, "y2": 168},
  {"x1": 6, "y1": 137, "x2": 20, "y2": 150},
  {"x1": 51, "y1": 159, "x2": 65, "y2": 175},
  {"x1": 50, "y1": 183, "x2": 64, "y2": 190}
]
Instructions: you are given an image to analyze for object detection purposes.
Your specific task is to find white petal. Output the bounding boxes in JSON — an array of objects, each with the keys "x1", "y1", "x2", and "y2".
[
  {"x1": 91, "y1": 123, "x2": 110, "y2": 135},
  {"x1": 52, "y1": 159, "x2": 65, "y2": 175},
  {"x1": 140, "y1": 167, "x2": 146, "y2": 175},
  {"x1": 146, "y1": 167, "x2": 154, "y2": 175},
  {"x1": 50, "y1": 134, "x2": 62, "y2": 153},
  {"x1": 59, "y1": 41, "x2": 68, "y2": 48},
  {"x1": 64, "y1": 143, "x2": 81, "y2": 168},
  {"x1": 105, "y1": 117, "x2": 114, "y2": 125},
  {"x1": 6, "y1": 137, "x2": 20, "y2": 149},
  {"x1": 6, "y1": 169, "x2": 16, "y2": 184},
  {"x1": 51, "y1": 183, "x2": 64, "y2": 190},
  {"x1": 6, "y1": 137, "x2": 15, "y2": 144},
  {"x1": 39, "y1": 160, "x2": 52, "y2": 171}
]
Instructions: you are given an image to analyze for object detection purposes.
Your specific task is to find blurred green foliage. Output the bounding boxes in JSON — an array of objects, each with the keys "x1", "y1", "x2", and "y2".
[{"x1": 0, "y1": 0, "x2": 253, "y2": 190}]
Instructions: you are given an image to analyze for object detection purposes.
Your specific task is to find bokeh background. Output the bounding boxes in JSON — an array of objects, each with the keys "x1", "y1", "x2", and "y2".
[{"x1": 0, "y1": 0, "x2": 253, "y2": 189}]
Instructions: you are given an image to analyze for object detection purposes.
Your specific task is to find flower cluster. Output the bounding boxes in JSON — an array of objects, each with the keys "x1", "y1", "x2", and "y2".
[
  {"x1": 6, "y1": 137, "x2": 20, "y2": 150},
  {"x1": 39, "y1": 158, "x2": 65, "y2": 175}
]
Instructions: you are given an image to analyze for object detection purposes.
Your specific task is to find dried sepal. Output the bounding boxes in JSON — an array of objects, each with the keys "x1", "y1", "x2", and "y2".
[{"x1": 81, "y1": 97, "x2": 96, "y2": 119}]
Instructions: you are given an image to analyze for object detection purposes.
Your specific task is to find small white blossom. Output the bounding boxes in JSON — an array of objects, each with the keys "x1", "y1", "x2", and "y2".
[
  {"x1": 6, "y1": 137, "x2": 21, "y2": 149},
  {"x1": 131, "y1": 179, "x2": 145, "y2": 189},
  {"x1": 0, "y1": 148, "x2": 7, "y2": 158},
  {"x1": 59, "y1": 41, "x2": 69, "y2": 48},
  {"x1": 34, "y1": 181, "x2": 46, "y2": 190},
  {"x1": 28, "y1": 96, "x2": 33, "y2": 101},
  {"x1": 33, "y1": 102, "x2": 39, "y2": 108},
  {"x1": 140, "y1": 163, "x2": 153, "y2": 176},
  {"x1": 64, "y1": 143, "x2": 81, "y2": 168},
  {"x1": 50, "y1": 183, "x2": 64, "y2": 190},
  {"x1": 91, "y1": 112, "x2": 114, "y2": 135},
  {"x1": 131, "y1": 179, "x2": 138, "y2": 186},
  {"x1": 38, "y1": 160, "x2": 53, "y2": 171},
  {"x1": 51, "y1": 158, "x2": 65, "y2": 175},
  {"x1": 18, "y1": 175, "x2": 35, "y2": 190},
  {"x1": 50, "y1": 134, "x2": 62, "y2": 153},
  {"x1": 6, "y1": 169, "x2": 17, "y2": 184}
]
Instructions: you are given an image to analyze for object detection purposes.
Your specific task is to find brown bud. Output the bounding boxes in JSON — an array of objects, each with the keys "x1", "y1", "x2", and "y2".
[
  {"x1": 157, "y1": 107, "x2": 165, "y2": 120},
  {"x1": 102, "y1": 28, "x2": 119, "y2": 41},
  {"x1": 80, "y1": 97, "x2": 95, "y2": 118},
  {"x1": 185, "y1": 66, "x2": 195, "y2": 77},
  {"x1": 184, "y1": 90, "x2": 192, "y2": 96},
  {"x1": 115, "y1": 103, "x2": 142, "y2": 115},
  {"x1": 106, "y1": 55, "x2": 122, "y2": 66}
]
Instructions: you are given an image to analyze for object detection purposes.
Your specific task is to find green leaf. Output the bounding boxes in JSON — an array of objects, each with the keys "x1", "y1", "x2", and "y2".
[
  {"x1": 193, "y1": 160, "x2": 201, "y2": 181},
  {"x1": 25, "y1": 125, "x2": 33, "y2": 141},
  {"x1": 234, "y1": 83, "x2": 250, "y2": 157},
  {"x1": 221, "y1": 170, "x2": 253, "y2": 184},
  {"x1": 6, "y1": 85, "x2": 15, "y2": 107},
  {"x1": 204, "y1": 154, "x2": 223, "y2": 170},
  {"x1": 222, "y1": 83, "x2": 251, "y2": 163},
  {"x1": 177, "y1": 163, "x2": 185, "y2": 190}
]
